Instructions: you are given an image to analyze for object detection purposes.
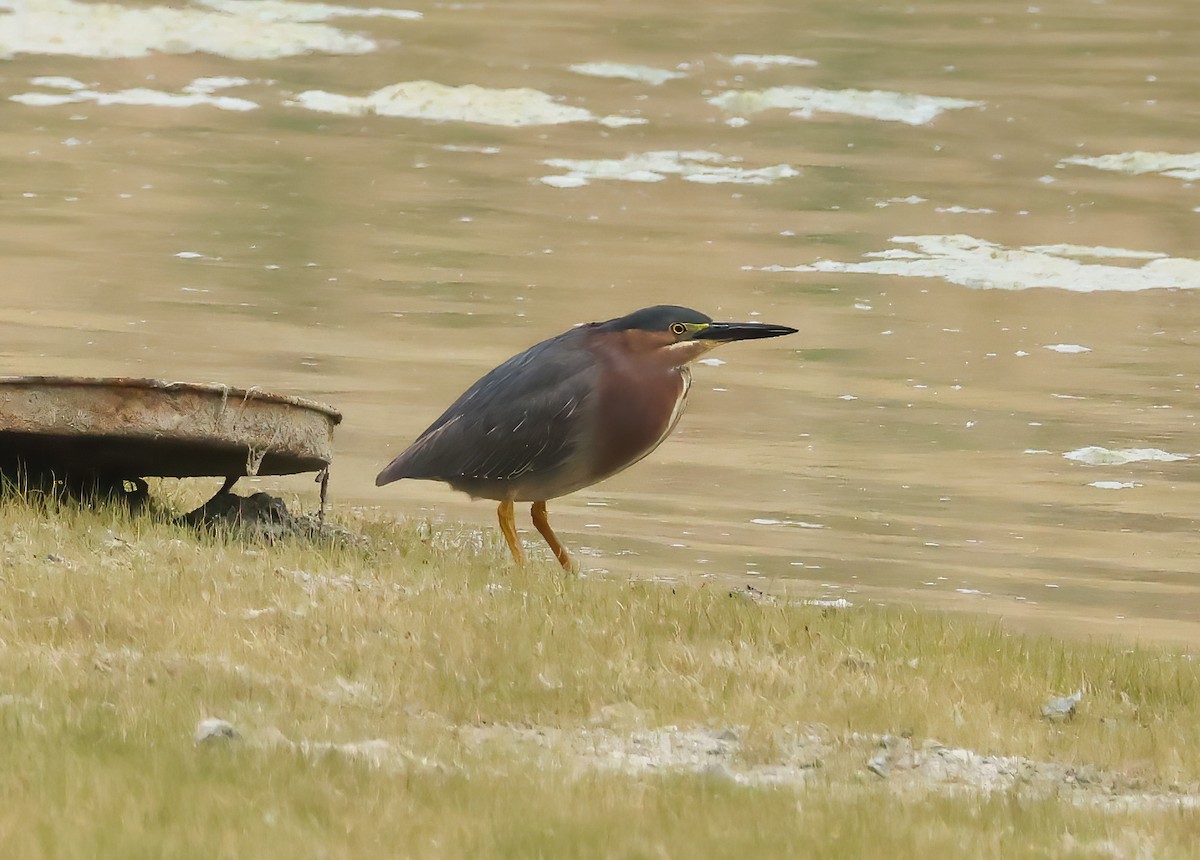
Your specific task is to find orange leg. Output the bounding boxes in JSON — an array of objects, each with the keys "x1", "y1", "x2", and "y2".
[
  {"x1": 531, "y1": 500, "x2": 574, "y2": 572},
  {"x1": 497, "y1": 500, "x2": 525, "y2": 566}
]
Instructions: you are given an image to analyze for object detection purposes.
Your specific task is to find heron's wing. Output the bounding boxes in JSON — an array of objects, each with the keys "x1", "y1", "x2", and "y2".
[{"x1": 376, "y1": 330, "x2": 597, "y2": 486}]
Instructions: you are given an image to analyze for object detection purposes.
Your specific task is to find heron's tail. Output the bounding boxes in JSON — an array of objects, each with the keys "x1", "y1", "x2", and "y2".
[{"x1": 375, "y1": 456, "x2": 411, "y2": 486}]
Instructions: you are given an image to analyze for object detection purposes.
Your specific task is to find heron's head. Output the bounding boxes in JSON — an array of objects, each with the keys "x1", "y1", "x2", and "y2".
[{"x1": 595, "y1": 305, "x2": 797, "y2": 367}]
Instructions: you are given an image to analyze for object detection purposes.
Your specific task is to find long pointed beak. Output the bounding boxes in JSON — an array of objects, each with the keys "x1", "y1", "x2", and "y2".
[{"x1": 695, "y1": 321, "x2": 798, "y2": 341}]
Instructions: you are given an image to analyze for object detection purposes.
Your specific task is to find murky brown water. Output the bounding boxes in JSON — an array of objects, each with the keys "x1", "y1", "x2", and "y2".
[{"x1": 4, "y1": 0, "x2": 1200, "y2": 643}]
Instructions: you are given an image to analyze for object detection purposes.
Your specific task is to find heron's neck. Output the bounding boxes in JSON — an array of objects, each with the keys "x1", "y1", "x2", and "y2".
[{"x1": 660, "y1": 339, "x2": 719, "y2": 368}]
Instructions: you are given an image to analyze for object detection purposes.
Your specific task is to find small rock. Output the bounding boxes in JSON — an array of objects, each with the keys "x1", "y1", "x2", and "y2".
[
  {"x1": 194, "y1": 717, "x2": 239, "y2": 745},
  {"x1": 729, "y1": 584, "x2": 778, "y2": 605},
  {"x1": 873, "y1": 736, "x2": 919, "y2": 772},
  {"x1": 867, "y1": 751, "x2": 890, "y2": 778},
  {"x1": 589, "y1": 702, "x2": 650, "y2": 728},
  {"x1": 709, "y1": 727, "x2": 740, "y2": 743},
  {"x1": 1072, "y1": 765, "x2": 1101, "y2": 786},
  {"x1": 92, "y1": 656, "x2": 112, "y2": 673},
  {"x1": 177, "y1": 490, "x2": 364, "y2": 546},
  {"x1": 941, "y1": 747, "x2": 972, "y2": 764},
  {"x1": 840, "y1": 649, "x2": 876, "y2": 670},
  {"x1": 702, "y1": 762, "x2": 737, "y2": 781},
  {"x1": 1042, "y1": 690, "x2": 1082, "y2": 721}
]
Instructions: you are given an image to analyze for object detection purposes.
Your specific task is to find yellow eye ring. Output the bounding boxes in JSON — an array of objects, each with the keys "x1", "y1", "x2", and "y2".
[{"x1": 670, "y1": 323, "x2": 687, "y2": 336}]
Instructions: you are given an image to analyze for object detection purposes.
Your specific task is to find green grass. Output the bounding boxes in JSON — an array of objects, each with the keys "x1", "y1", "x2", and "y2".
[{"x1": 1, "y1": 490, "x2": 1198, "y2": 857}]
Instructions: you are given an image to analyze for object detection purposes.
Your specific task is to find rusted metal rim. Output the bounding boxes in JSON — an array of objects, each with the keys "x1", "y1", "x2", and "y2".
[
  {"x1": 0, "y1": 375, "x2": 342, "y2": 479},
  {"x1": 0, "y1": 376, "x2": 342, "y2": 423}
]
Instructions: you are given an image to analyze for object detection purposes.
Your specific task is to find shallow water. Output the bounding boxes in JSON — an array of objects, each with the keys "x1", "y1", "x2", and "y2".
[{"x1": 3, "y1": 0, "x2": 1200, "y2": 643}]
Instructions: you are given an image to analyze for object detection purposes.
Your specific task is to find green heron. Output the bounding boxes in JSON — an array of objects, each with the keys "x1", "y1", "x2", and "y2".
[{"x1": 376, "y1": 305, "x2": 796, "y2": 570}]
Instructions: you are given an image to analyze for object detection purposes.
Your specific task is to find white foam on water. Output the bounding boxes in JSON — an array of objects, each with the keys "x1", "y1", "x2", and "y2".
[
  {"x1": 11, "y1": 78, "x2": 258, "y2": 111},
  {"x1": 875, "y1": 195, "x2": 927, "y2": 208},
  {"x1": 540, "y1": 150, "x2": 799, "y2": 187},
  {"x1": 597, "y1": 115, "x2": 649, "y2": 128},
  {"x1": 290, "y1": 80, "x2": 608, "y2": 127},
  {"x1": 28, "y1": 75, "x2": 87, "y2": 90},
  {"x1": 568, "y1": 62, "x2": 685, "y2": 85},
  {"x1": 1059, "y1": 152, "x2": 1200, "y2": 182},
  {"x1": 755, "y1": 234, "x2": 1200, "y2": 292},
  {"x1": 722, "y1": 54, "x2": 818, "y2": 69},
  {"x1": 0, "y1": 0, "x2": 418, "y2": 59},
  {"x1": 1064, "y1": 447, "x2": 1188, "y2": 466},
  {"x1": 1043, "y1": 344, "x2": 1091, "y2": 354},
  {"x1": 441, "y1": 144, "x2": 501, "y2": 154},
  {"x1": 196, "y1": 0, "x2": 421, "y2": 22},
  {"x1": 709, "y1": 85, "x2": 983, "y2": 125},
  {"x1": 1025, "y1": 244, "x2": 1167, "y2": 260},
  {"x1": 540, "y1": 175, "x2": 590, "y2": 189},
  {"x1": 749, "y1": 518, "x2": 826, "y2": 529},
  {"x1": 182, "y1": 76, "x2": 252, "y2": 94}
]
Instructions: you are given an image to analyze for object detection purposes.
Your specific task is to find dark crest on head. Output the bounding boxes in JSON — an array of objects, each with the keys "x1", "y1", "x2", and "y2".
[{"x1": 596, "y1": 305, "x2": 712, "y2": 333}]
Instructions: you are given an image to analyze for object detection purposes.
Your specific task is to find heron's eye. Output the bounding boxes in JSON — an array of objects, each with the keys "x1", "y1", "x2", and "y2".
[{"x1": 669, "y1": 322, "x2": 687, "y2": 336}]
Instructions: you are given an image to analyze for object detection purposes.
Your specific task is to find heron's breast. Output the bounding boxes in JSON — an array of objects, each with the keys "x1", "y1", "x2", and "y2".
[{"x1": 591, "y1": 359, "x2": 690, "y2": 480}]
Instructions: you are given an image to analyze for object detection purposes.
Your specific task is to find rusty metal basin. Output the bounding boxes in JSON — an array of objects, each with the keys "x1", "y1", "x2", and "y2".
[{"x1": 0, "y1": 376, "x2": 342, "y2": 479}]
